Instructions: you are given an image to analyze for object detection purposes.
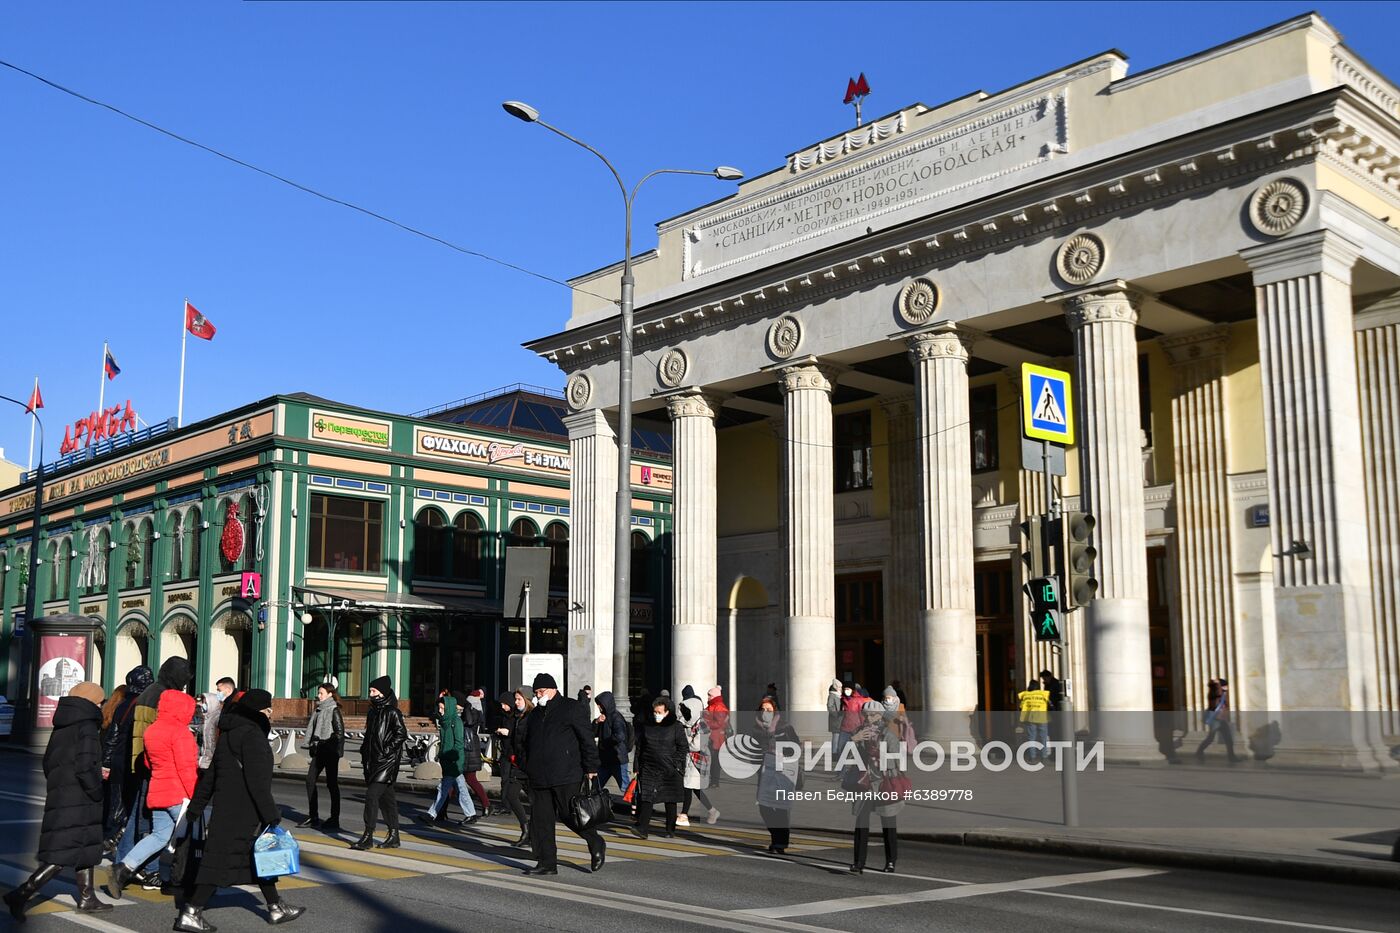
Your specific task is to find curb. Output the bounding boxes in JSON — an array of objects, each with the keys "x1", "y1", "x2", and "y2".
[{"x1": 900, "y1": 830, "x2": 1400, "y2": 889}]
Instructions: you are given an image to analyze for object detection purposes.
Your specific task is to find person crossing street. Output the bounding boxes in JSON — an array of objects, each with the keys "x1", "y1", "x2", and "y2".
[
  {"x1": 520, "y1": 673, "x2": 605, "y2": 875},
  {"x1": 352, "y1": 677, "x2": 407, "y2": 850}
]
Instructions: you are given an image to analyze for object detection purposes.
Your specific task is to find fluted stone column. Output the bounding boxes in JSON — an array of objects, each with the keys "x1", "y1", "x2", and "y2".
[
  {"x1": 1160, "y1": 327, "x2": 1242, "y2": 717},
  {"x1": 667, "y1": 389, "x2": 719, "y2": 699},
  {"x1": 1060, "y1": 282, "x2": 1154, "y2": 734},
  {"x1": 908, "y1": 325, "x2": 978, "y2": 722},
  {"x1": 880, "y1": 395, "x2": 923, "y2": 708},
  {"x1": 1242, "y1": 231, "x2": 1390, "y2": 769},
  {"x1": 777, "y1": 359, "x2": 837, "y2": 714},
  {"x1": 1356, "y1": 296, "x2": 1400, "y2": 731},
  {"x1": 564, "y1": 409, "x2": 618, "y2": 696}
]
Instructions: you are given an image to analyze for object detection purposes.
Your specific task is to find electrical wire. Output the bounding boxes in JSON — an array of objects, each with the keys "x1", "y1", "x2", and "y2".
[{"x1": 0, "y1": 58, "x2": 618, "y2": 305}]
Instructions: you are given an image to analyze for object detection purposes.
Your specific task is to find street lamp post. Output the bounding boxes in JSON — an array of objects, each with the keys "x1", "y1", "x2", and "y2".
[
  {"x1": 1, "y1": 393, "x2": 45, "y2": 739},
  {"x1": 503, "y1": 101, "x2": 741, "y2": 696}
]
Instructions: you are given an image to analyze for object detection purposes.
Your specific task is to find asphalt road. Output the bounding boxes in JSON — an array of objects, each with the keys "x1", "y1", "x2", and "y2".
[{"x1": 0, "y1": 751, "x2": 1396, "y2": 933}]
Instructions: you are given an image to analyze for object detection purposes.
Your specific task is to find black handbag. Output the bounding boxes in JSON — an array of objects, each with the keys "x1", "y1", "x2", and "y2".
[
  {"x1": 570, "y1": 778, "x2": 612, "y2": 831},
  {"x1": 169, "y1": 813, "x2": 205, "y2": 888}
]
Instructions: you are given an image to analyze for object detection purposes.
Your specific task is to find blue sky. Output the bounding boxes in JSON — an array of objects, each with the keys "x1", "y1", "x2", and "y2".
[{"x1": 2, "y1": 1, "x2": 1397, "y2": 467}]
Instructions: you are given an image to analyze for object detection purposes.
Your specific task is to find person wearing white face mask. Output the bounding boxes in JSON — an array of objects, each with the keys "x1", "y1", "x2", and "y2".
[
  {"x1": 520, "y1": 673, "x2": 604, "y2": 875},
  {"x1": 493, "y1": 689, "x2": 531, "y2": 846},
  {"x1": 633, "y1": 698, "x2": 688, "y2": 839}
]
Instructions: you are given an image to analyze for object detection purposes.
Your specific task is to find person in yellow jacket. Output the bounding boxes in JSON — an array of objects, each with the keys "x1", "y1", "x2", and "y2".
[{"x1": 1017, "y1": 680, "x2": 1051, "y2": 762}]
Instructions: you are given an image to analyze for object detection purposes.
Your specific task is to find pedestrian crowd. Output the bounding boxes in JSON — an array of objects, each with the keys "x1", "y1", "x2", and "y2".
[{"x1": 7, "y1": 668, "x2": 951, "y2": 926}]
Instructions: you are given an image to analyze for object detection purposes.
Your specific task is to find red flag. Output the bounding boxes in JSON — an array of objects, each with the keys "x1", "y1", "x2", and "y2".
[
  {"x1": 25, "y1": 381, "x2": 43, "y2": 413},
  {"x1": 186, "y1": 301, "x2": 217, "y2": 340},
  {"x1": 844, "y1": 77, "x2": 859, "y2": 105}
]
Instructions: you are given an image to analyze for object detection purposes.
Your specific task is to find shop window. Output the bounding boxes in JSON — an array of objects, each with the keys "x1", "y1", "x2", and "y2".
[
  {"x1": 452, "y1": 511, "x2": 485, "y2": 584},
  {"x1": 970, "y1": 385, "x2": 999, "y2": 473},
  {"x1": 140, "y1": 519, "x2": 154, "y2": 587},
  {"x1": 308, "y1": 494, "x2": 383, "y2": 573},
  {"x1": 15, "y1": 547, "x2": 29, "y2": 604},
  {"x1": 187, "y1": 508, "x2": 202, "y2": 581},
  {"x1": 1139, "y1": 355, "x2": 1153, "y2": 449},
  {"x1": 51, "y1": 539, "x2": 68, "y2": 601},
  {"x1": 545, "y1": 522, "x2": 569, "y2": 591},
  {"x1": 167, "y1": 512, "x2": 183, "y2": 582},
  {"x1": 509, "y1": 517, "x2": 541, "y2": 549},
  {"x1": 242, "y1": 495, "x2": 257, "y2": 571},
  {"x1": 834, "y1": 410, "x2": 873, "y2": 493},
  {"x1": 123, "y1": 522, "x2": 139, "y2": 589},
  {"x1": 414, "y1": 508, "x2": 450, "y2": 580},
  {"x1": 91, "y1": 529, "x2": 111, "y2": 595},
  {"x1": 630, "y1": 531, "x2": 652, "y2": 597}
]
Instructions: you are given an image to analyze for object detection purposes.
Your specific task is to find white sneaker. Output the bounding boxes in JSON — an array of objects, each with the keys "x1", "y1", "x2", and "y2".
[
  {"x1": 675, "y1": 814, "x2": 690, "y2": 827},
  {"x1": 706, "y1": 808, "x2": 720, "y2": 825}
]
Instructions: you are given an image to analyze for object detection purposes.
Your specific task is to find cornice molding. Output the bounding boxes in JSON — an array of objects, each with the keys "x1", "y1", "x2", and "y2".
[{"x1": 1159, "y1": 325, "x2": 1231, "y2": 367}]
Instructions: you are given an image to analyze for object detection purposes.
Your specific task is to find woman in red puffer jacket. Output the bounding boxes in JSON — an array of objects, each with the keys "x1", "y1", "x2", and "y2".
[{"x1": 109, "y1": 690, "x2": 198, "y2": 897}]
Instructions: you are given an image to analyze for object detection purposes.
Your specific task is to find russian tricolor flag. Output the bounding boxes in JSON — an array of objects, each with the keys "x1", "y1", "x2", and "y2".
[{"x1": 104, "y1": 347, "x2": 121, "y2": 380}]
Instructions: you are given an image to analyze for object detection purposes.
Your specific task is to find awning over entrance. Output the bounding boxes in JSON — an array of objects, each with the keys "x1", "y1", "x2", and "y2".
[{"x1": 293, "y1": 585, "x2": 503, "y2": 616}]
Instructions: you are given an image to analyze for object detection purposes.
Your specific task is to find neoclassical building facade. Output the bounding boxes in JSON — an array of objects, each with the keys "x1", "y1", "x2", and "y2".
[{"x1": 530, "y1": 15, "x2": 1400, "y2": 757}]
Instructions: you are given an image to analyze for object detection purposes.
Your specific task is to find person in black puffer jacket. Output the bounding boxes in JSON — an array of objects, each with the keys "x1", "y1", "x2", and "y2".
[
  {"x1": 100, "y1": 665, "x2": 152, "y2": 851},
  {"x1": 493, "y1": 689, "x2": 531, "y2": 846},
  {"x1": 5, "y1": 682, "x2": 112, "y2": 921},
  {"x1": 634, "y1": 696, "x2": 688, "y2": 839},
  {"x1": 177, "y1": 690, "x2": 300, "y2": 932},
  {"x1": 352, "y1": 676, "x2": 406, "y2": 851}
]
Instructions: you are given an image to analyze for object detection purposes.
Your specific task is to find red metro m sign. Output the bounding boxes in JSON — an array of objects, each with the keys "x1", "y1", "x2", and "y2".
[{"x1": 59, "y1": 400, "x2": 139, "y2": 455}]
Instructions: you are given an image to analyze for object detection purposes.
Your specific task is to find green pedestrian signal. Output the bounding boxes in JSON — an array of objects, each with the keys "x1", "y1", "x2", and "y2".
[{"x1": 1028, "y1": 576, "x2": 1061, "y2": 643}]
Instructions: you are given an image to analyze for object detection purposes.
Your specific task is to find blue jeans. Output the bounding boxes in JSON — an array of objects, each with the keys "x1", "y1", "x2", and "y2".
[
  {"x1": 597, "y1": 759, "x2": 629, "y2": 796},
  {"x1": 1024, "y1": 723, "x2": 1049, "y2": 757},
  {"x1": 114, "y1": 783, "x2": 147, "y2": 864},
  {"x1": 428, "y1": 775, "x2": 477, "y2": 819},
  {"x1": 122, "y1": 804, "x2": 181, "y2": 877}
]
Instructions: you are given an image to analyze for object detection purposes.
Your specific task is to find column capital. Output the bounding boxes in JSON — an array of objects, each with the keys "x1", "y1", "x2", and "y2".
[
  {"x1": 901, "y1": 321, "x2": 985, "y2": 362},
  {"x1": 563, "y1": 408, "x2": 617, "y2": 440},
  {"x1": 769, "y1": 356, "x2": 840, "y2": 396},
  {"x1": 877, "y1": 393, "x2": 916, "y2": 419},
  {"x1": 663, "y1": 388, "x2": 721, "y2": 421},
  {"x1": 1159, "y1": 325, "x2": 1230, "y2": 368},
  {"x1": 1052, "y1": 280, "x2": 1144, "y2": 331},
  {"x1": 1239, "y1": 229, "x2": 1362, "y2": 286}
]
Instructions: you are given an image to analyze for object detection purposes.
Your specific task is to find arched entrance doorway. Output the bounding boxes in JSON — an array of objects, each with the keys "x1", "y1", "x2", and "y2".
[
  {"x1": 159, "y1": 614, "x2": 197, "y2": 685},
  {"x1": 210, "y1": 608, "x2": 253, "y2": 694},
  {"x1": 725, "y1": 575, "x2": 773, "y2": 711},
  {"x1": 114, "y1": 619, "x2": 150, "y2": 676}
]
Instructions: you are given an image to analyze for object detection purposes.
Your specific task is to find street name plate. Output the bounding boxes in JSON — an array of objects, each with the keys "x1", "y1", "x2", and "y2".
[{"x1": 684, "y1": 94, "x2": 1066, "y2": 278}]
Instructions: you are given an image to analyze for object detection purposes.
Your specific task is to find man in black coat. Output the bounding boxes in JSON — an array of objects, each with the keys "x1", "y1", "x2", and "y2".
[
  {"x1": 352, "y1": 676, "x2": 407, "y2": 851},
  {"x1": 520, "y1": 672, "x2": 604, "y2": 875},
  {"x1": 5, "y1": 682, "x2": 113, "y2": 921}
]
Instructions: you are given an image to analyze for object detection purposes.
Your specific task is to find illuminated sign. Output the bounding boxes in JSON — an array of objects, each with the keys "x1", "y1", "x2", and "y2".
[{"x1": 59, "y1": 400, "x2": 138, "y2": 455}]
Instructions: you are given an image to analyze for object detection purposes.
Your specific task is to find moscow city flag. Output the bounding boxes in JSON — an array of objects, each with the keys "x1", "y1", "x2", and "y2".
[
  {"x1": 104, "y1": 347, "x2": 121, "y2": 380},
  {"x1": 185, "y1": 300, "x2": 216, "y2": 340}
]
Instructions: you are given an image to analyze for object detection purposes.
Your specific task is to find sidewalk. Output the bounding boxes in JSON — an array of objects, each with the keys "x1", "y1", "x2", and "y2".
[{"x1": 266, "y1": 755, "x2": 1400, "y2": 888}]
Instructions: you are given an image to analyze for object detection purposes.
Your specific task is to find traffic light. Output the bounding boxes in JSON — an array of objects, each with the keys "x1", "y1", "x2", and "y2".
[
  {"x1": 1028, "y1": 576, "x2": 1061, "y2": 642},
  {"x1": 1063, "y1": 510, "x2": 1098, "y2": 609},
  {"x1": 1019, "y1": 515, "x2": 1045, "y2": 579}
]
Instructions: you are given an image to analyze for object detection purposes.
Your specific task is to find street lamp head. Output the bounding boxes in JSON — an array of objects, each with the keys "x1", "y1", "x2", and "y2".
[
  {"x1": 714, "y1": 166, "x2": 744, "y2": 181},
  {"x1": 502, "y1": 100, "x2": 540, "y2": 123}
]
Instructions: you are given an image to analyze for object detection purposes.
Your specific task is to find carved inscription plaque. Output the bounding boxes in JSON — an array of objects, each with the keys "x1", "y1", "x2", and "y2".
[{"x1": 684, "y1": 95, "x2": 1066, "y2": 278}]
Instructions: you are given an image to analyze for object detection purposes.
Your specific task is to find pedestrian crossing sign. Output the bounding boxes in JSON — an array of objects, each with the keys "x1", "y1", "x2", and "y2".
[{"x1": 1022, "y1": 363, "x2": 1074, "y2": 445}]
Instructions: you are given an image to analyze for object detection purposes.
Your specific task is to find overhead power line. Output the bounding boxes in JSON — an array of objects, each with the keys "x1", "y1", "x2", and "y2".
[{"x1": 0, "y1": 58, "x2": 615, "y2": 304}]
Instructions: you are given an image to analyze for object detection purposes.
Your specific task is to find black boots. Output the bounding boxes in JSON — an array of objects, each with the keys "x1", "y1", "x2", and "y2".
[
  {"x1": 174, "y1": 904, "x2": 217, "y2": 932},
  {"x1": 850, "y1": 828, "x2": 869, "y2": 874},
  {"x1": 375, "y1": 831, "x2": 401, "y2": 849},
  {"x1": 267, "y1": 901, "x2": 306, "y2": 924},
  {"x1": 4, "y1": 863, "x2": 62, "y2": 922},
  {"x1": 882, "y1": 827, "x2": 898, "y2": 873},
  {"x1": 512, "y1": 823, "x2": 530, "y2": 847},
  {"x1": 109, "y1": 861, "x2": 136, "y2": 899},
  {"x1": 75, "y1": 868, "x2": 112, "y2": 913},
  {"x1": 349, "y1": 833, "x2": 374, "y2": 851}
]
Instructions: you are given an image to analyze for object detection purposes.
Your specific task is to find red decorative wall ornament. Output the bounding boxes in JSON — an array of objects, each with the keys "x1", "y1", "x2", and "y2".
[{"x1": 221, "y1": 501, "x2": 245, "y2": 565}]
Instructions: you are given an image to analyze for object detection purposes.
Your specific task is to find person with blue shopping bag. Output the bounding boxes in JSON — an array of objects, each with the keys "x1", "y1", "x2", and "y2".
[{"x1": 175, "y1": 690, "x2": 302, "y2": 932}]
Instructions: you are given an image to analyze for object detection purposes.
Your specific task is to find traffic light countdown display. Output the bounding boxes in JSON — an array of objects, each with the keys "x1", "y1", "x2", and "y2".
[{"x1": 1029, "y1": 576, "x2": 1061, "y2": 642}]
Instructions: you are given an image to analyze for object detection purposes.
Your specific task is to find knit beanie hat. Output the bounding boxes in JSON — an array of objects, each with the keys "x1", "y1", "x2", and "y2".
[
  {"x1": 69, "y1": 682, "x2": 104, "y2": 706},
  {"x1": 862, "y1": 699, "x2": 885, "y2": 713},
  {"x1": 241, "y1": 689, "x2": 274, "y2": 712},
  {"x1": 532, "y1": 672, "x2": 558, "y2": 691},
  {"x1": 707, "y1": 685, "x2": 723, "y2": 699},
  {"x1": 369, "y1": 675, "x2": 393, "y2": 695}
]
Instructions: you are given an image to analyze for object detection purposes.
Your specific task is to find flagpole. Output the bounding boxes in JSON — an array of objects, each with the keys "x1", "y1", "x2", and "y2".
[
  {"x1": 27, "y1": 376, "x2": 37, "y2": 472},
  {"x1": 98, "y1": 340, "x2": 107, "y2": 412},
  {"x1": 178, "y1": 299, "x2": 188, "y2": 428}
]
